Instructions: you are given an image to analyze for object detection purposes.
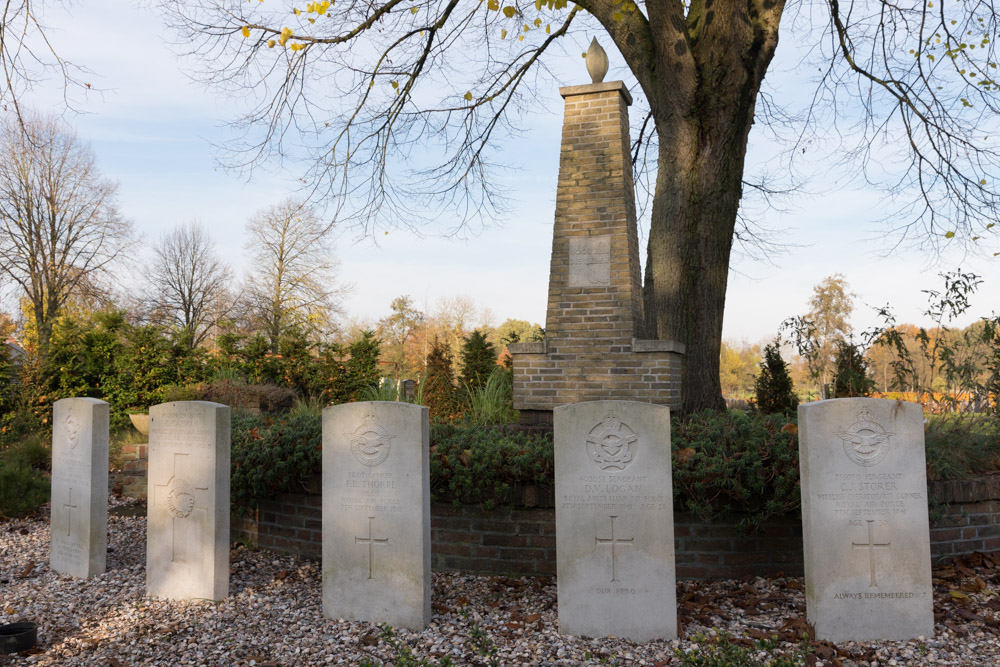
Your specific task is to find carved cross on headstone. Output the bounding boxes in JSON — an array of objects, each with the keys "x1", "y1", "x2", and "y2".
[
  {"x1": 355, "y1": 516, "x2": 390, "y2": 580},
  {"x1": 595, "y1": 515, "x2": 634, "y2": 582},
  {"x1": 63, "y1": 487, "x2": 77, "y2": 538},
  {"x1": 153, "y1": 453, "x2": 209, "y2": 564},
  {"x1": 852, "y1": 519, "x2": 891, "y2": 587}
]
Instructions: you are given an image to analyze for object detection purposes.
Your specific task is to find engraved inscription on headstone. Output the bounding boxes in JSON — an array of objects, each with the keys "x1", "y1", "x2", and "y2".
[
  {"x1": 852, "y1": 520, "x2": 891, "y2": 587},
  {"x1": 62, "y1": 488, "x2": 77, "y2": 537},
  {"x1": 323, "y1": 401, "x2": 431, "y2": 631},
  {"x1": 50, "y1": 398, "x2": 109, "y2": 579},
  {"x1": 567, "y1": 236, "x2": 611, "y2": 288},
  {"x1": 153, "y1": 453, "x2": 210, "y2": 564},
  {"x1": 555, "y1": 400, "x2": 677, "y2": 642},
  {"x1": 355, "y1": 516, "x2": 390, "y2": 579},
  {"x1": 346, "y1": 413, "x2": 395, "y2": 466},
  {"x1": 799, "y1": 398, "x2": 934, "y2": 642},
  {"x1": 586, "y1": 412, "x2": 637, "y2": 471},
  {"x1": 595, "y1": 515, "x2": 633, "y2": 582},
  {"x1": 146, "y1": 401, "x2": 230, "y2": 602},
  {"x1": 836, "y1": 409, "x2": 894, "y2": 467},
  {"x1": 62, "y1": 412, "x2": 82, "y2": 450}
]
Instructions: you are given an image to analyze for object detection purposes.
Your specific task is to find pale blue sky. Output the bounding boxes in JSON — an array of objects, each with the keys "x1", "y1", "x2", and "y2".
[{"x1": 17, "y1": 1, "x2": 1000, "y2": 344}]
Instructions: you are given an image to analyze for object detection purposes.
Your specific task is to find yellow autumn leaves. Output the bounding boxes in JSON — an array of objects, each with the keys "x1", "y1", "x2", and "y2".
[
  {"x1": 242, "y1": 0, "x2": 333, "y2": 49},
  {"x1": 300, "y1": 1, "x2": 331, "y2": 15},
  {"x1": 486, "y1": 0, "x2": 565, "y2": 40}
]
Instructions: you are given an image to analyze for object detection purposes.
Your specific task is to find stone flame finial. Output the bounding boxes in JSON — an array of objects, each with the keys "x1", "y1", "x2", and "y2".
[{"x1": 585, "y1": 37, "x2": 609, "y2": 84}]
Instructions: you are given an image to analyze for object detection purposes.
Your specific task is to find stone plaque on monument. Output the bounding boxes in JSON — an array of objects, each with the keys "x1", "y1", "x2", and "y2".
[
  {"x1": 554, "y1": 400, "x2": 676, "y2": 641},
  {"x1": 567, "y1": 235, "x2": 611, "y2": 288},
  {"x1": 50, "y1": 397, "x2": 109, "y2": 578},
  {"x1": 799, "y1": 398, "x2": 934, "y2": 641},
  {"x1": 322, "y1": 401, "x2": 431, "y2": 631},
  {"x1": 146, "y1": 401, "x2": 230, "y2": 601}
]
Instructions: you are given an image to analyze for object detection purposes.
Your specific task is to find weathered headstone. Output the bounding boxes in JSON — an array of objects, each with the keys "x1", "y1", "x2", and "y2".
[
  {"x1": 554, "y1": 400, "x2": 677, "y2": 641},
  {"x1": 50, "y1": 397, "x2": 109, "y2": 578},
  {"x1": 322, "y1": 401, "x2": 430, "y2": 631},
  {"x1": 146, "y1": 401, "x2": 230, "y2": 601},
  {"x1": 799, "y1": 398, "x2": 934, "y2": 641}
]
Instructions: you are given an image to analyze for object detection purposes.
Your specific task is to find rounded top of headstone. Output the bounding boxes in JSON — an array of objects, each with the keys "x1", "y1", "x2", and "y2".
[{"x1": 586, "y1": 37, "x2": 609, "y2": 84}]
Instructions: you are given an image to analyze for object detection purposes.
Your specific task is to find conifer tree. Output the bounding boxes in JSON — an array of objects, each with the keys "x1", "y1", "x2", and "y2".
[
  {"x1": 423, "y1": 337, "x2": 455, "y2": 422},
  {"x1": 754, "y1": 341, "x2": 799, "y2": 415},
  {"x1": 344, "y1": 330, "x2": 381, "y2": 401},
  {"x1": 459, "y1": 329, "x2": 497, "y2": 391},
  {"x1": 831, "y1": 341, "x2": 875, "y2": 398}
]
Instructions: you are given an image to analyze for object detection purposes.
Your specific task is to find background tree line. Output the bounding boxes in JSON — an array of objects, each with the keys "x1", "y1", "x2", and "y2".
[
  {"x1": 0, "y1": 111, "x2": 544, "y2": 445},
  {"x1": 730, "y1": 273, "x2": 1000, "y2": 410}
]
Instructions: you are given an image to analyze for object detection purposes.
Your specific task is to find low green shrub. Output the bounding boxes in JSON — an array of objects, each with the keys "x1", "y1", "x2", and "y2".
[
  {"x1": 214, "y1": 402, "x2": 997, "y2": 528},
  {"x1": 924, "y1": 413, "x2": 1000, "y2": 481},
  {"x1": 0, "y1": 432, "x2": 51, "y2": 517},
  {"x1": 672, "y1": 410, "x2": 800, "y2": 532},
  {"x1": 429, "y1": 424, "x2": 553, "y2": 508},
  {"x1": 230, "y1": 412, "x2": 322, "y2": 515},
  {"x1": 196, "y1": 380, "x2": 296, "y2": 413}
]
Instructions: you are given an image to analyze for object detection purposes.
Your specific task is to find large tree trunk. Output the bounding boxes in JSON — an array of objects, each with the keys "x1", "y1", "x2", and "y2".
[
  {"x1": 623, "y1": 0, "x2": 784, "y2": 414},
  {"x1": 643, "y1": 132, "x2": 739, "y2": 414}
]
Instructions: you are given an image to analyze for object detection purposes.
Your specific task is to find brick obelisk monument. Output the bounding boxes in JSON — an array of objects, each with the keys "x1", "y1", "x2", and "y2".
[{"x1": 510, "y1": 39, "x2": 684, "y2": 424}]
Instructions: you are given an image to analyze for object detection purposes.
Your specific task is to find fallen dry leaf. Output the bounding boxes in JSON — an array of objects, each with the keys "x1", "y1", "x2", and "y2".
[{"x1": 674, "y1": 447, "x2": 696, "y2": 465}]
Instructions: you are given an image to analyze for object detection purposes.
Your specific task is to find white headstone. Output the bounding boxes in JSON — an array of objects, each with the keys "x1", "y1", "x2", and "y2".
[
  {"x1": 146, "y1": 401, "x2": 230, "y2": 601},
  {"x1": 50, "y1": 397, "x2": 109, "y2": 578},
  {"x1": 554, "y1": 400, "x2": 677, "y2": 641},
  {"x1": 322, "y1": 401, "x2": 430, "y2": 631},
  {"x1": 799, "y1": 398, "x2": 934, "y2": 641}
]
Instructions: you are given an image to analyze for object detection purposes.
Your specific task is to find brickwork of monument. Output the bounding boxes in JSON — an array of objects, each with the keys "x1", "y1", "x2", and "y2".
[{"x1": 510, "y1": 81, "x2": 683, "y2": 416}]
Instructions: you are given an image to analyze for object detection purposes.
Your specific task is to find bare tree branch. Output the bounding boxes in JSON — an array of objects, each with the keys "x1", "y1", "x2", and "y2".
[
  {"x1": 242, "y1": 198, "x2": 348, "y2": 350},
  {"x1": 0, "y1": 110, "x2": 135, "y2": 351},
  {"x1": 147, "y1": 220, "x2": 234, "y2": 348}
]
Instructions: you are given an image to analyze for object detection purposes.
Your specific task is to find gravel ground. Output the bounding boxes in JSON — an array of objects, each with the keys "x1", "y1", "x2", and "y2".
[{"x1": 2, "y1": 500, "x2": 999, "y2": 666}]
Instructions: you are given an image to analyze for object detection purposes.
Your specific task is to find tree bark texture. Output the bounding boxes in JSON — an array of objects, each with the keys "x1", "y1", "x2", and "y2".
[{"x1": 586, "y1": 0, "x2": 785, "y2": 413}]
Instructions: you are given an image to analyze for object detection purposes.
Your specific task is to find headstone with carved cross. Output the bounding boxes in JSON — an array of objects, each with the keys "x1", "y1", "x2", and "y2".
[
  {"x1": 50, "y1": 397, "x2": 109, "y2": 578},
  {"x1": 321, "y1": 401, "x2": 430, "y2": 631},
  {"x1": 554, "y1": 400, "x2": 676, "y2": 641},
  {"x1": 799, "y1": 398, "x2": 934, "y2": 641},
  {"x1": 146, "y1": 401, "x2": 230, "y2": 601}
]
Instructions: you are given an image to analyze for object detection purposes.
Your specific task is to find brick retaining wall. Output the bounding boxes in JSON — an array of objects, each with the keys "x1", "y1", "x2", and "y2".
[
  {"x1": 114, "y1": 456, "x2": 999, "y2": 578},
  {"x1": 219, "y1": 476, "x2": 1000, "y2": 580},
  {"x1": 928, "y1": 477, "x2": 1000, "y2": 559},
  {"x1": 117, "y1": 443, "x2": 147, "y2": 500}
]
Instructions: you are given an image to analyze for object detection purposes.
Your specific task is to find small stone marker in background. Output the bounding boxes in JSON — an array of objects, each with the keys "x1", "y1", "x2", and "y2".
[
  {"x1": 322, "y1": 401, "x2": 430, "y2": 631},
  {"x1": 146, "y1": 401, "x2": 230, "y2": 601},
  {"x1": 554, "y1": 400, "x2": 677, "y2": 641},
  {"x1": 50, "y1": 397, "x2": 109, "y2": 578},
  {"x1": 799, "y1": 398, "x2": 934, "y2": 641}
]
